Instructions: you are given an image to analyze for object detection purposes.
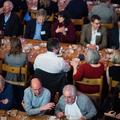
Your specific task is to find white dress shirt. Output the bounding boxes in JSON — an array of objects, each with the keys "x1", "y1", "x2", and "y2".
[
  {"x1": 65, "y1": 97, "x2": 83, "y2": 120},
  {"x1": 91, "y1": 29, "x2": 97, "y2": 45},
  {"x1": 34, "y1": 51, "x2": 70, "y2": 73}
]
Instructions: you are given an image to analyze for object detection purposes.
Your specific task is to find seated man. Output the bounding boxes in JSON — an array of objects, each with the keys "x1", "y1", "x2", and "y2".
[
  {"x1": 0, "y1": 75, "x2": 13, "y2": 110},
  {"x1": 24, "y1": 8, "x2": 51, "y2": 40},
  {"x1": 80, "y1": 15, "x2": 107, "y2": 50},
  {"x1": 0, "y1": 0, "x2": 22, "y2": 36},
  {"x1": 55, "y1": 84, "x2": 97, "y2": 120},
  {"x1": 22, "y1": 78, "x2": 55, "y2": 116}
]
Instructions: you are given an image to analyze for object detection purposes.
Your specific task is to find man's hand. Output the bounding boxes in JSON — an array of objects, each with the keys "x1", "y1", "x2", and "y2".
[
  {"x1": 40, "y1": 102, "x2": 55, "y2": 111},
  {"x1": 0, "y1": 99, "x2": 9, "y2": 104},
  {"x1": 80, "y1": 116, "x2": 86, "y2": 120},
  {"x1": 86, "y1": 44, "x2": 97, "y2": 50},
  {"x1": 56, "y1": 112, "x2": 64, "y2": 118}
]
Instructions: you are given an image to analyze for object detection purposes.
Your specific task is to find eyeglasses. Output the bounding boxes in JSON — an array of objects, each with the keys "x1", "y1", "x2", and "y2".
[{"x1": 94, "y1": 22, "x2": 101, "y2": 25}]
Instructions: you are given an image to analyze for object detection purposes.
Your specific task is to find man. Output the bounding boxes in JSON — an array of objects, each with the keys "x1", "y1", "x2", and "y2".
[
  {"x1": 0, "y1": 0, "x2": 22, "y2": 36},
  {"x1": 89, "y1": 0, "x2": 116, "y2": 23},
  {"x1": 55, "y1": 85, "x2": 97, "y2": 120},
  {"x1": 22, "y1": 78, "x2": 55, "y2": 115},
  {"x1": 24, "y1": 8, "x2": 51, "y2": 40},
  {"x1": 34, "y1": 38, "x2": 70, "y2": 73},
  {"x1": 64, "y1": 0, "x2": 88, "y2": 19},
  {"x1": 0, "y1": 75, "x2": 13, "y2": 110},
  {"x1": 80, "y1": 15, "x2": 107, "y2": 50},
  {"x1": 108, "y1": 17, "x2": 120, "y2": 49}
]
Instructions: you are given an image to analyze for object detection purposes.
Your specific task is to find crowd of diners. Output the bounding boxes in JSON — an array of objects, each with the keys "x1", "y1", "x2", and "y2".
[{"x1": 0, "y1": 0, "x2": 120, "y2": 120}]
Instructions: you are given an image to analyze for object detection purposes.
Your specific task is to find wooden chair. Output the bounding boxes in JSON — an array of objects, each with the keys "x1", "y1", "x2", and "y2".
[
  {"x1": 75, "y1": 76, "x2": 103, "y2": 109},
  {"x1": 71, "y1": 18, "x2": 84, "y2": 43},
  {"x1": 109, "y1": 77, "x2": 119, "y2": 91},
  {"x1": 2, "y1": 63, "x2": 28, "y2": 87},
  {"x1": 30, "y1": 10, "x2": 38, "y2": 19},
  {"x1": 34, "y1": 68, "x2": 68, "y2": 102},
  {"x1": 71, "y1": 18, "x2": 84, "y2": 26},
  {"x1": 101, "y1": 23, "x2": 113, "y2": 29},
  {"x1": 75, "y1": 76, "x2": 103, "y2": 97}
]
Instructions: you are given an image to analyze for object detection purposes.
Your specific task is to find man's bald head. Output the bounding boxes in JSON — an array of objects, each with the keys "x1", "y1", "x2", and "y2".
[{"x1": 31, "y1": 78, "x2": 42, "y2": 96}]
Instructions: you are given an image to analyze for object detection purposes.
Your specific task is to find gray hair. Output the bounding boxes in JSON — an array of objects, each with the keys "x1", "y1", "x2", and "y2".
[
  {"x1": 86, "y1": 49, "x2": 100, "y2": 64},
  {"x1": 37, "y1": 9, "x2": 47, "y2": 17},
  {"x1": 63, "y1": 84, "x2": 77, "y2": 97},
  {"x1": 111, "y1": 50, "x2": 120, "y2": 64},
  {"x1": 0, "y1": 75, "x2": 5, "y2": 86},
  {"x1": 4, "y1": 0, "x2": 14, "y2": 10}
]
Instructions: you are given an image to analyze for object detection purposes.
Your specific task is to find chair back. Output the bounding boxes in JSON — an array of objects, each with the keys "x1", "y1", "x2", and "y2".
[
  {"x1": 101, "y1": 23, "x2": 113, "y2": 29},
  {"x1": 30, "y1": 10, "x2": 38, "y2": 19},
  {"x1": 75, "y1": 76, "x2": 103, "y2": 97},
  {"x1": 71, "y1": 18, "x2": 84, "y2": 43},
  {"x1": 109, "y1": 77, "x2": 119, "y2": 91},
  {"x1": 2, "y1": 63, "x2": 28, "y2": 86},
  {"x1": 71, "y1": 18, "x2": 84, "y2": 26},
  {"x1": 34, "y1": 69, "x2": 68, "y2": 101}
]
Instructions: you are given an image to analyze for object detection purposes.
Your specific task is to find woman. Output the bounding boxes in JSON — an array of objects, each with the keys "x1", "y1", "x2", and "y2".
[
  {"x1": 71, "y1": 49, "x2": 104, "y2": 92},
  {"x1": 4, "y1": 37, "x2": 27, "y2": 81},
  {"x1": 4, "y1": 37, "x2": 27, "y2": 110},
  {"x1": 106, "y1": 50, "x2": 120, "y2": 83},
  {"x1": 53, "y1": 11, "x2": 76, "y2": 43}
]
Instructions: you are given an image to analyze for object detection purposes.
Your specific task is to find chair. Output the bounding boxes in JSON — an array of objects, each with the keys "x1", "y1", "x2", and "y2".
[
  {"x1": 109, "y1": 77, "x2": 119, "y2": 91},
  {"x1": 75, "y1": 76, "x2": 103, "y2": 109},
  {"x1": 34, "y1": 68, "x2": 68, "y2": 102},
  {"x1": 71, "y1": 18, "x2": 84, "y2": 43},
  {"x1": 30, "y1": 10, "x2": 38, "y2": 19},
  {"x1": 75, "y1": 76, "x2": 103, "y2": 98},
  {"x1": 71, "y1": 18, "x2": 84, "y2": 26},
  {"x1": 2, "y1": 63, "x2": 28, "y2": 87},
  {"x1": 101, "y1": 23, "x2": 113, "y2": 29}
]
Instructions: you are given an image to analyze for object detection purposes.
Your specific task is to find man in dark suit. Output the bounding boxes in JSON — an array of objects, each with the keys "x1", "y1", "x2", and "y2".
[
  {"x1": 80, "y1": 15, "x2": 107, "y2": 50},
  {"x1": 108, "y1": 17, "x2": 120, "y2": 49},
  {"x1": 0, "y1": 0, "x2": 22, "y2": 36},
  {"x1": 64, "y1": 0, "x2": 88, "y2": 19},
  {"x1": 24, "y1": 8, "x2": 51, "y2": 40}
]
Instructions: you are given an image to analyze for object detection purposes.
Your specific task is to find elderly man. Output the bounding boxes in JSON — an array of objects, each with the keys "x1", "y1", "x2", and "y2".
[
  {"x1": 24, "y1": 8, "x2": 51, "y2": 40},
  {"x1": 0, "y1": 0, "x2": 22, "y2": 36},
  {"x1": 0, "y1": 75, "x2": 13, "y2": 110},
  {"x1": 23, "y1": 78, "x2": 55, "y2": 116},
  {"x1": 80, "y1": 15, "x2": 107, "y2": 50},
  {"x1": 55, "y1": 85, "x2": 97, "y2": 120}
]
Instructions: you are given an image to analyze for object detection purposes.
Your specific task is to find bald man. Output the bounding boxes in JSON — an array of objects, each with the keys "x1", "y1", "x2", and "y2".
[{"x1": 23, "y1": 78, "x2": 55, "y2": 115}]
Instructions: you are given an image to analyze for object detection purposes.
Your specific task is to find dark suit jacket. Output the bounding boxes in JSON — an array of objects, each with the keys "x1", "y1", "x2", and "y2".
[
  {"x1": 64, "y1": 0, "x2": 88, "y2": 19},
  {"x1": 111, "y1": 0, "x2": 120, "y2": 5},
  {"x1": 24, "y1": 19, "x2": 51, "y2": 40},
  {"x1": 0, "y1": 12, "x2": 22, "y2": 36},
  {"x1": 80, "y1": 24, "x2": 107, "y2": 49},
  {"x1": 108, "y1": 28, "x2": 120, "y2": 49}
]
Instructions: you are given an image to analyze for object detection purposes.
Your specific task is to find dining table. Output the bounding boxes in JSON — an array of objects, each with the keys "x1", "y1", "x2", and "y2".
[
  {"x1": 0, "y1": 109, "x2": 67, "y2": 120},
  {"x1": 0, "y1": 37, "x2": 114, "y2": 69}
]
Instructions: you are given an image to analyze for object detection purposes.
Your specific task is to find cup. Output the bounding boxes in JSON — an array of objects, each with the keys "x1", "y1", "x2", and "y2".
[{"x1": 1, "y1": 115, "x2": 7, "y2": 120}]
